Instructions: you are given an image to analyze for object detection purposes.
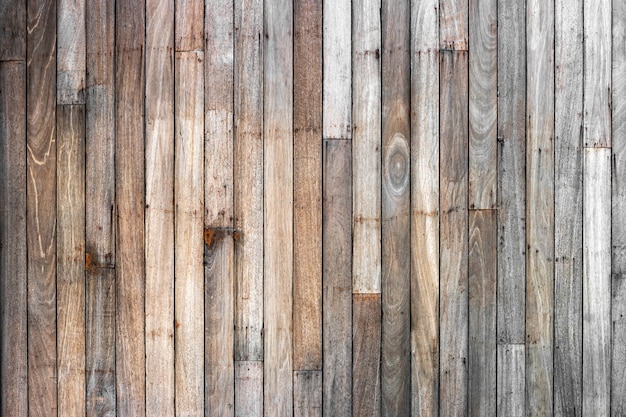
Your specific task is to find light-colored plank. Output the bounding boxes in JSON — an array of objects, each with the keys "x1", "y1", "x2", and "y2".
[
  {"x1": 234, "y1": 0, "x2": 264, "y2": 362},
  {"x1": 263, "y1": 0, "x2": 293, "y2": 414},
  {"x1": 0, "y1": 61, "x2": 28, "y2": 417},
  {"x1": 440, "y1": 0, "x2": 468, "y2": 50},
  {"x1": 175, "y1": 0, "x2": 203, "y2": 51},
  {"x1": 352, "y1": 294, "x2": 381, "y2": 417},
  {"x1": 582, "y1": 148, "x2": 611, "y2": 416},
  {"x1": 294, "y1": 371, "x2": 323, "y2": 417},
  {"x1": 294, "y1": 0, "x2": 322, "y2": 372},
  {"x1": 468, "y1": 210, "x2": 497, "y2": 417},
  {"x1": 175, "y1": 50, "x2": 205, "y2": 417},
  {"x1": 26, "y1": 0, "x2": 57, "y2": 414},
  {"x1": 322, "y1": 139, "x2": 352, "y2": 417},
  {"x1": 352, "y1": 0, "x2": 381, "y2": 294},
  {"x1": 0, "y1": 0, "x2": 25, "y2": 60},
  {"x1": 56, "y1": 105, "x2": 86, "y2": 417},
  {"x1": 469, "y1": 0, "x2": 496, "y2": 208},
  {"x1": 57, "y1": 0, "x2": 85, "y2": 104},
  {"x1": 497, "y1": 344, "x2": 525, "y2": 417},
  {"x1": 439, "y1": 50, "x2": 468, "y2": 417},
  {"x1": 323, "y1": 0, "x2": 351, "y2": 139},
  {"x1": 235, "y1": 361, "x2": 263, "y2": 417}
]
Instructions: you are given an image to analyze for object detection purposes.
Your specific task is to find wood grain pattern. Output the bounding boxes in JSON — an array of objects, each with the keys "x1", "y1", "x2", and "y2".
[
  {"x1": 0, "y1": 61, "x2": 28, "y2": 417},
  {"x1": 582, "y1": 148, "x2": 611, "y2": 416},
  {"x1": 0, "y1": 0, "x2": 25, "y2": 60},
  {"x1": 235, "y1": 361, "x2": 263, "y2": 417},
  {"x1": 353, "y1": 294, "x2": 381, "y2": 417},
  {"x1": 57, "y1": 0, "x2": 85, "y2": 104},
  {"x1": 497, "y1": 344, "x2": 524, "y2": 417},
  {"x1": 352, "y1": 0, "x2": 381, "y2": 294},
  {"x1": 322, "y1": 139, "x2": 352, "y2": 417},
  {"x1": 294, "y1": 371, "x2": 323, "y2": 417},
  {"x1": 175, "y1": 0, "x2": 203, "y2": 51},
  {"x1": 440, "y1": 0, "x2": 468, "y2": 50},
  {"x1": 294, "y1": 0, "x2": 323, "y2": 372},
  {"x1": 439, "y1": 50, "x2": 468, "y2": 417}
]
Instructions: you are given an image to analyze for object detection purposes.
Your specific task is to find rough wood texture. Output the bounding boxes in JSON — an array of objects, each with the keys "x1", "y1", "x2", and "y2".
[
  {"x1": 440, "y1": 0, "x2": 468, "y2": 50},
  {"x1": 294, "y1": 371, "x2": 323, "y2": 417},
  {"x1": 497, "y1": 344, "x2": 525, "y2": 417},
  {"x1": 175, "y1": 0, "x2": 203, "y2": 51},
  {"x1": 235, "y1": 361, "x2": 263, "y2": 417},
  {"x1": 582, "y1": 148, "x2": 611, "y2": 416},
  {"x1": 353, "y1": 294, "x2": 381, "y2": 417},
  {"x1": 352, "y1": 0, "x2": 381, "y2": 294},
  {"x1": 322, "y1": 140, "x2": 352, "y2": 417},
  {"x1": 0, "y1": 0, "x2": 25, "y2": 60},
  {"x1": 57, "y1": 0, "x2": 85, "y2": 104},
  {"x1": 294, "y1": 0, "x2": 323, "y2": 372},
  {"x1": 439, "y1": 50, "x2": 468, "y2": 417},
  {"x1": 0, "y1": 61, "x2": 28, "y2": 417}
]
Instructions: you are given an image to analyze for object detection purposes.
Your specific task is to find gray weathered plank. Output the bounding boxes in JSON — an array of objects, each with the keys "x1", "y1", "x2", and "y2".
[
  {"x1": 294, "y1": 371, "x2": 323, "y2": 417},
  {"x1": 497, "y1": 344, "x2": 525, "y2": 417},
  {"x1": 353, "y1": 294, "x2": 381, "y2": 417},
  {"x1": 0, "y1": 0, "x2": 25, "y2": 60},
  {"x1": 440, "y1": 0, "x2": 468, "y2": 50},
  {"x1": 57, "y1": 0, "x2": 85, "y2": 104},
  {"x1": 235, "y1": 361, "x2": 263, "y2": 417}
]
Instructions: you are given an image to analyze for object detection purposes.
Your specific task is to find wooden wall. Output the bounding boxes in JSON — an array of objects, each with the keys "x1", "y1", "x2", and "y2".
[{"x1": 0, "y1": 0, "x2": 623, "y2": 416}]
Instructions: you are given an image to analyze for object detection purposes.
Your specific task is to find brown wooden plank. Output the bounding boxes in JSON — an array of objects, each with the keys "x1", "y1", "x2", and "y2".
[
  {"x1": 497, "y1": 344, "x2": 524, "y2": 417},
  {"x1": 235, "y1": 361, "x2": 263, "y2": 417},
  {"x1": 439, "y1": 49, "x2": 469, "y2": 417},
  {"x1": 322, "y1": 139, "x2": 352, "y2": 417},
  {"x1": 0, "y1": 0, "x2": 26, "y2": 60},
  {"x1": 440, "y1": 0, "x2": 468, "y2": 50},
  {"x1": 56, "y1": 104, "x2": 86, "y2": 417},
  {"x1": 175, "y1": 0, "x2": 203, "y2": 51},
  {"x1": 0, "y1": 61, "x2": 28, "y2": 417},
  {"x1": 57, "y1": 0, "x2": 85, "y2": 104},
  {"x1": 294, "y1": 371, "x2": 323, "y2": 417},
  {"x1": 353, "y1": 293, "x2": 381, "y2": 417},
  {"x1": 468, "y1": 210, "x2": 497, "y2": 417},
  {"x1": 26, "y1": 0, "x2": 57, "y2": 414},
  {"x1": 293, "y1": 0, "x2": 322, "y2": 372}
]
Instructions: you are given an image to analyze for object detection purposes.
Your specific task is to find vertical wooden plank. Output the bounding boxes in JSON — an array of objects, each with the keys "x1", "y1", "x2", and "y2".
[
  {"x1": 440, "y1": 0, "x2": 468, "y2": 50},
  {"x1": 234, "y1": 0, "x2": 264, "y2": 364},
  {"x1": 294, "y1": 371, "x2": 323, "y2": 417},
  {"x1": 175, "y1": 50, "x2": 205, "y2": 417},
  {"x1": 352, "y1": 294, "x2": 381, "y2": 417},
  {"x1": 554, "y1": 0, "x2": 583, "y2": 414},
  {"x1": 26, "y1": 0, "x2": 57, "y2": 414},
  {"x1": 56, "y1": 105, "x2": 85, "y2": 417},
  {"x1": 263, "y1": 0, "x2": 293, "y2": 414},
  {"x1": 439, "y1": 50, "x2": 469, "y2": 417},
  {"x1": 410, "y1": 0, "x2": 439, "y2": 414},
  {"x1": 57, "y1": 0, "x2": 85, "y2": 104},
  {"x1": 582, "y1": 148, "x2": 611, "y2": 416},
  {"x1": 235, "y1": 362, "x2": 263, "y2": 417},
  {"x1": 294, "y1": 0, "x2": 323, "y2": 373},
  {"x1": 468, "y1": 210, "x2": 496, "y2": 417},
  {"x1": 497, "y1": 344, "x2": 525, "y2": 417},
  {"x1": 323, "y1": 0, "x2": 351, "y2": 139},
  {"x1": 352, "y1": 0, "x2": 381, "y2": 294},
  {"x1": 526, "y1": 0, "x2": 554, "y2": 413},
  {"x1": 145, "y1": 0, "x2": 175, "y2": 415},
  {"x1": 0, "y1": 0, "x2": 26, "y2": 60},
  {"x1": 322, "y1": 139, "x2": 352, "y2": 417},
  {"x1": 0, "y1": 61, "x2": 28, "y2": 417},
  {"x1": 175, "y1": 0, "x2": 203, "y2": 51}
]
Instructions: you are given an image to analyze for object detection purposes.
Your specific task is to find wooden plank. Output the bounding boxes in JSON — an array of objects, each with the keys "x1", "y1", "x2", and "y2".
[
  {"x1": 0, "y1": 0, "x2": 26, "y2": 60},
  {"x1": 234, "y1": 0, "x2": 264, "y2": 362},
  {"x1": 582, "y1": 148, "x2": 611, "y2": 416},
  {"x1": 57, "y1": 0, "x2": 85, "y2": 104},
  {"x1": 352, "y1": 294, "x2": 381, "y2": 417},
  {"x1": 439, "y1": 49, "x2": 468, "y2": 417},
  {"x1": 323, "y1": 0, "x2": 351, "y2": 139},
  {"x1": 322, "y1": 139, "x2": 352, "y2": 417},
  {"x1": 468, "y1": 210, "x2": 496, "y2": 417},
  {"x1": 0, "y1": 61, "x2": 28, "y2": 417},
  {"x1": 497, "y1": 344, "x2": 524, "y2": 417},
  {"x1": 175, "y1": 50, "x2": 205, "y2": 417},
  {"x1": 263, "y1": 0, "x2": 293, "y2": 414},
  {"x1": 352, "y1": 0, "x2": 381, "y2": 294},
  {"x1": 293, "y1": 0, "x2": 322, "y2": 372},
  {"x1": 410, "y1": 0, "x2": 438, "y2": 414},
  {"x1": 294, "y1": 371, "x2": 323, "y2": 417},
  {"x1": 583, "y1": 0, "x2": 611, "y2": 147},
  {"x1": 205, "y1": 0, "x2": 235, "y2": 415},
  {"x1": 175, "y1": 0, "x2": 203, "y2": 51},
  {"x1": 554, "y1": 0, "x2": 583, "y2": 414},
  {"x1": 56, "y1": 105, "x2": 85, "y2": 417},
  {"x1": 440, "y1": 0, "x2": 468, "y2": 50},
  {"x1": 381, "y1": 0, "x2": 410, "y2": 414},
  {"x1": 468, "y1": 0, "x2": 496, "y2": 209},
  {"x1": 526, "y1": 0, "x2": 554, "y2": 413},
  {"x1": 26, "y1": 0, "x2": 57, "y2": 414},
  {"x1": 235, "y1": 361, "x2": 263, "y2": 417}
]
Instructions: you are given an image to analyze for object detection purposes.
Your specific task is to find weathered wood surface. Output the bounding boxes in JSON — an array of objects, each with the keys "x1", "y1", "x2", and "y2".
[
  {"x1": 57, "y1": 0, "x2": 85, "y2": 104},
  {"x1": 0, "y1": 0, "x2": 25, "y2": 60},
  {"x1": 440, "y1": 0, "x2": 468, "y2": 50},
  {"x1": 497, "y1": 344, "x2": 525, "y2": 417},
  {"x1": 294, "y1": 371, "x2": 323, "y2": 417},
  {"x1": 353, "y1": 294, "x2": 381, "y2": 417},
  {"x1": 235, "y1": 361, "x2": 263, "y2": 417}
]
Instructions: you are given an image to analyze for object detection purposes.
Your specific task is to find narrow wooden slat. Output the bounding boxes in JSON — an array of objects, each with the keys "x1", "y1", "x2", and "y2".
[
  {"x1": 234, "y1": 0, "x2": 264, "y2": 363},
  {"x1": 0, "y1": 61, "x2": 28, "y2": 417},
  {"x1": 582, "y1": 148, "x2": 611, "y2": 416},
  {"x1": 263, "y1": 0, "x2": 293, "y2": 414},
  {"x1": 497, "y1": 344, "x2": 524, "y2": 417},
  {"x1": 526, "y1": 0, "x2": 554, "y2": 413},
  {"x1": 56, "y1": 105, "x2": 86, "y2": 417},
  {"x1": 323, "y1": 0, "x2": 351, "y2": 139},
  {"x1": 439, "y1": 49, "x2": 469, "y2": 417},
  {"x1": 175, "y1": 0, "x2": 203, "y2": 51},
  {"x1": 235, "y1": 361, "x2": 263, "y2": 417},
  {"x1": 0, "y1": 0, "x2": 25, "y2": 60},
  {"x1": 352, "y1": 0, "x2": 381, "y2": 294},
  {"x1": 294, "y1": 371, "x2": 323, "y2": 417},
  {"x1": 294, "y1": 0, "x2": 323, "y2": 372},
  {"x1": 554, "y1": 0, "x2": 583, "y2": 414},
  {"x1": 26, "y1": 0, "x2": 57, "y2": 414},
  {"x1": 468, "y1": 0, "x2": 496, "y2": 209},
  {"x1": 322, "y1": 139, "x2": 352, "y2": 417},
  {"x1": 57, "y1": 0, "x2": 85, "y2": 104},
  {"x1": 440, "y1": 0, "x2": 468, "y2": 50},
  {"x1": 205, "y1": 0, "x2": 235, "y2": 415},
  {"x1": 468, "y1": 210, "x2": 496, "y2": 417},
  {"x1": 352, "y1": 294, "x2": 381, "y2": 417},
  {"x1": 175, "y1": 50, "x2": 205, "y2": 417},
  {"x1": 410, "y1": 0, "x2": 438, "y2": 414}
]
